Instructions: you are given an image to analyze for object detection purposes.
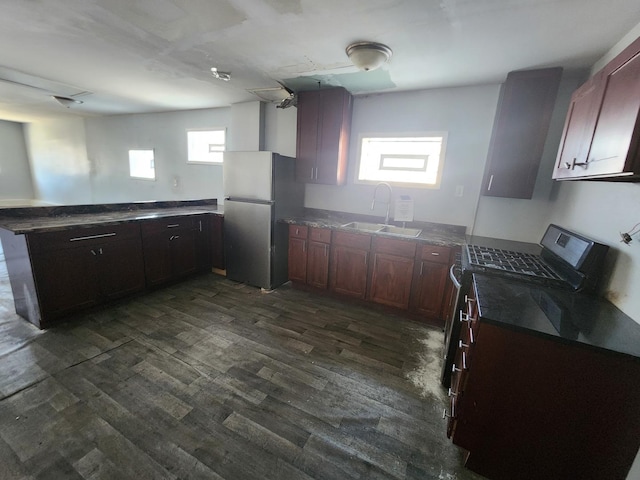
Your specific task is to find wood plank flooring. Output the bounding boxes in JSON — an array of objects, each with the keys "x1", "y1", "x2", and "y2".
[{"x1": 0, "y1": 257, "x2": 485, "y2": 480}]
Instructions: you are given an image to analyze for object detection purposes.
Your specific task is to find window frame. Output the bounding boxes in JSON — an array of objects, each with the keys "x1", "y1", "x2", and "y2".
[
  {"x1": 354, "y1": 132, "x2": 448, "y2": 188},
  {"x1": 186, "y1": 127, "x2": 226, "y2": 165},
  {"x1": 128, "y1": 148, "x2": 156, "y2": 181}
]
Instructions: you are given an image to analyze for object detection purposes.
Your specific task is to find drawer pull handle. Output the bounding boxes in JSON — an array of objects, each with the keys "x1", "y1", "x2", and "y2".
[
  {"x1": 167, "y1": 224, "x2": 180, "y2": 228},
  {"x1": 442, "y1": 408, "x2": 454, "y2": 419},
  {"x1": 452, "y1": 364, "x2": 461, "y2": 373},
  {"x1": 469, "y1": 327, "x2": 474, "y2": 344},
  {"x1": 459, "y1": 340, "x2": 469, "y2": 349},
  {"x1": 431, "y1": 252, "x2": 440, "y2": 256},
  {"x1": 70, "y1": 232, "x2": 116, "y2": 242},
  {"x1": 91, "y1": 249, "x2": 97, "y2": 256},
  {"x1": 448, "y1": 387, "x2": 457, "y2": 397},
  {"x1": 459, "y1": 311, "x2": 470, "y2": 323},
  {"x1": 464, "y1": 295, "x2": 476, "y2": 304}
]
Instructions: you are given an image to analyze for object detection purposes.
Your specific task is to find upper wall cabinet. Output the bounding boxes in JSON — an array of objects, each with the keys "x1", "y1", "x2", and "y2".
[
  {"x1": 296, "y1": 87, "x2": 353, "y2": 185},
  {"x1": 554, "y1": 36, "x2": 640, "y2": 181},
  {"x1": 481, "y1": 67, "x2": 562, "y2": 199}
]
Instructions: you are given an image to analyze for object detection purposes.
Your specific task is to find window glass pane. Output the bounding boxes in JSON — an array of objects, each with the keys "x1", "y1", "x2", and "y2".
[
  {"x1": 188, "y1": 129, "x2": 225, "y2": 163},
  {"x1": 129, "y1": 149, "x2": 155, "y2": 179},
  {"x1": 358, "y1": 134, "x2": 446, "y2": 187},
  {"x1": 380, "y1": 155, "x2": 427, "y2": 171}
]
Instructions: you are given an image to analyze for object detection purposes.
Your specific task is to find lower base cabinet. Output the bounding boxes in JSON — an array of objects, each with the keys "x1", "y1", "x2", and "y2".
[
  {"x1": 307, "y1": 227, "x2": 331, "y2": 288},
  {"x1": 141, "y1": 215, "x2": 209, "y2": 287},
  {"x1": 368, "y1": 237, "x2": 416, "y2": 309},
  {"x1": 27, "y1": 223, "x2": 146, "y2": 324},
  {"x1": 410, "y1": 244, "x2": 453, "y2": 320},
  {"x1": 329, "y1": 231, "x2": 371, "y2": 299},
  {"x1": 447, "y1": 283, "x2": 640, "y2": 480},
  {"x1": 1, "y1": 213, "x2": 220, "y2": 329},
  {"x1": 287, "y1": 224, "x2": 456, "y2": 324}
]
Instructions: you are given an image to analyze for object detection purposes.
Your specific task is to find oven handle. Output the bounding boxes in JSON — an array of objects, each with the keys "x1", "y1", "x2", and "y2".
[{"x1": 449, "y1": 264, "x2": 462, "y2": 290}]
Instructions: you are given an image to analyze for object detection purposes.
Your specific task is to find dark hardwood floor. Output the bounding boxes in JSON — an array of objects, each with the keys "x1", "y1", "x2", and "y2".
[{"x1": 0, "y1": 255, "x2": 485, "y2": 480}]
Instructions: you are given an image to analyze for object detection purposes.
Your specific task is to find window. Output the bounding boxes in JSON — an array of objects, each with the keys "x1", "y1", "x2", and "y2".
[
  {"x1": 187, "y1": 129, "x2": 225, "y2": 163},
  {"x1": 128, "y1": 149, "x2": 155, "y2": 180},
  {"x1": 357, "y1": 133, "x2": 447, "y2": 187}
]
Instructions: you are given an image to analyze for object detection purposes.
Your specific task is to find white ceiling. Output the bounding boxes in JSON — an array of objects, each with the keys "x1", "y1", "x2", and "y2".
[{"x1": 1, "y1": 0, "x2": 639, "y2": 123}]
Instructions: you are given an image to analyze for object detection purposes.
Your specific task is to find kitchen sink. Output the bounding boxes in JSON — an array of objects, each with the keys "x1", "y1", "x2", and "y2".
[
  {"x1": 341, "y1": 221, "x2": 385, "y2": 231},
  {"x1": 377, "y1": 225, "x2": 422, "y2": 237},
  {"x1": 341, "y1": 222, "x2": 422, "y2": 238}
]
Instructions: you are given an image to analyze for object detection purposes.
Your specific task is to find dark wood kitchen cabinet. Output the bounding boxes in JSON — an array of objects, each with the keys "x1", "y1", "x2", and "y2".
[
  {"x1": 141, "y1": 215, "x2": 208, "y2": 287},
  {"x1": 27, "y1": 223, "x2": 145, "y2": 323},
  {"x1": 296, "y1": 87, "x2": 353, "y2": 185},
  {"x1": 329, "y1": 230, "x2": 371, "y2": 299},
  {"x1": 210, "y1": 214, "x2": 225, "y2": 270},
  {"x1": 410, "y1": 244, "x2": 453, "y2": 322},
  {"x1": 368, "y1": 236, "x2": 416, "y2": 309},
  {"x1": 306, "y1": 227, "x2": 331, "y2": 289},
  {"x1": 288, "y1": 225, "x2": 332, "y2": 288},
  {"x1": 554, "y1": 35, "x2": 640, "y2": 180},
  {"x1": 447, "y1": 282, "x2": 640, "y2": 480},
  {"x1": 482, "y1": 67, "x2": 562, "y2": 198},
  {"x1": 287, "y1": 224, "x2": 308, "y2": 283}
]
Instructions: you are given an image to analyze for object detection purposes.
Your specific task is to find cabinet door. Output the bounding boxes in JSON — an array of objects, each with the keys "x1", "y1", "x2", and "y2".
[
  {"x1": 288, "y1": 237, "x2": 308, "y2": 283},
  {"x1": 482, "y1": 68, "x2": 562, "y2": 198},
  {"x1": 32, "y1": 248, "x2": 100, "y2": 319},
  {"x1": 171, "y1": 228, "x2": 199, "y2": 279},
  {"x1": 329, "y1": 245, "x2": 369, "y2": 299},
  {"x1": 316, "y1": 88, "x2": 352, "y2": 185},
  {"x1": 211, "y1": 215, "x2": 225, "y2": 270},
  {"x1": 411, "y1": 260, "x2": 449, "y2": 320},
  {"x1": 553, "y1": 74, "x2": 604, "y2": 179},
  {"x1": 585, "y1": 49, "x2": 640, "y2": 178},
  {"x1": 307, "y1": 240, "x2": 330, "y2": 289},
  {"x1": 97, "y1": 236, "x2": 146, "y2": 300},
  {"x1": 142, "y1": 231, "x2": 173, "y2": 286},
  {"x1": 296, "y1": 90, "x2": 320, "y2": 182},
  {"x1": 369, "y1": 252, "x2": 414, "y2": 309}
]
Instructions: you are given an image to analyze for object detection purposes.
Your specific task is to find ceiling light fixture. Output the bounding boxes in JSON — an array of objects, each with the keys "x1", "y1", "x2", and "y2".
[
  {"x1": 52, "y1": 95, "x2": 83, "y2": 107},
  {"x1": 346, "y1": 41, "x2": 392, "y2": 71},
  {"x1": 211, "y1": 67, "x2": 231, "y2": 81}
]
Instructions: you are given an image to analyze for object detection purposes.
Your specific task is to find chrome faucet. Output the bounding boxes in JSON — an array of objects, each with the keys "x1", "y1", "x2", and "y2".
[{"x1": 371, "y1": 182, "x2": 393, "y2": 225}]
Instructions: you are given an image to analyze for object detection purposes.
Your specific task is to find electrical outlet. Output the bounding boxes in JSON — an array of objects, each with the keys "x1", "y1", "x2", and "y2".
[{"x1": 455, "y1": 185, "x2": 464, "y2": 197}]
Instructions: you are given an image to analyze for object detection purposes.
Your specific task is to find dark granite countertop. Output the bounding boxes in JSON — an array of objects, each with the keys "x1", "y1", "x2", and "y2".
[
  {"x1": 281, "y1": 209, "x2": 466, "y2": 248},
  {"x1": 0, "y1": 199, "x2": 223, "y2": 235},
  {"x1": 473, "y1": 273, "x2": 640, "y2": 360}
]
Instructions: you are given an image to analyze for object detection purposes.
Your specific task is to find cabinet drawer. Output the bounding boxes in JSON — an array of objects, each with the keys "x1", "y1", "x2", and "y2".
[
  {"x1": 419, "y1": 244, "x2": 451, "y2": 264},
  {"x1": 373, "y1": 236, "x2": 416, "y2": 257},
  {"x1": 28, "y1": 222, "x2": 141, "y2": 254},
  {"x1": 309, "y1": 227, "x2": 331, "y2": 243},
  {"x1": 332, "y1": 231, "x2": 371, "y2": 250},
  {"x1": 289, "y1": 224, "x2": 308, "y2": 239},
  {"x1": 140, "y1": 216, "x2": 197, "y2": 235}
]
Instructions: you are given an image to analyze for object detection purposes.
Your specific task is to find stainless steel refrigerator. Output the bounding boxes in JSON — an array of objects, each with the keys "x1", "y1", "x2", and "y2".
[{"x1": 223, "y1": 151, "x2": 304, "y2": 290}]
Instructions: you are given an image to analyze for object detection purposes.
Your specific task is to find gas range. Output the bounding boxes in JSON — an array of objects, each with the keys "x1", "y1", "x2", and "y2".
[{"x1": 463, "y1": 224, "x2": 609, "y2": 292}]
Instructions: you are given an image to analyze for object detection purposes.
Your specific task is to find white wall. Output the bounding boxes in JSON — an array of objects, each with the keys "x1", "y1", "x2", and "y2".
[
  {"x1": 84, "y1": 108, "x2": 229, "y2": 204},
  {"x1": 0, "y1": 120, "x2": 33, "y2": 201},
  {"x1": 23, "y1": 117, "x2": 91, "y2": 205},
  {"x1": 304, "y1": 85, "x2": 501, "y2": 227},
  {"x1": 471, "y1": 71, "x2": 587, "y2": 241}
]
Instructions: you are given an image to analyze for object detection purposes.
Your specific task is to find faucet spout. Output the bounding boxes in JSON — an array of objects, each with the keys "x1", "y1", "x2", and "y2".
[{"x1": 371, "y1": 182, "x2": 393, "y2": 225}]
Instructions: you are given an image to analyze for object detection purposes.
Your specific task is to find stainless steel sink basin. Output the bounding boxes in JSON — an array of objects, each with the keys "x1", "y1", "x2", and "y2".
[
  {"x1": 377, "y1": 225, "x2": 423, "y2": 237},
  {"x1": 341, "y1": 221, "x2": 422, "y2": 238},
  {"x1": 341, "y1": 221, "x2": 385, "y2": 232}
]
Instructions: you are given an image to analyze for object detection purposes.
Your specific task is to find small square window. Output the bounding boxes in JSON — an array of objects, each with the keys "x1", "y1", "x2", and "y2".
[
  {"x1": 357, "y1": 134, "x2": 447, "y2": 187},
  {"x1": 187, "y1": 129, "x2": 225, "y2": 163},
  {"x1": 129, "y1": 149, "x2": 155, "y2": 180}
]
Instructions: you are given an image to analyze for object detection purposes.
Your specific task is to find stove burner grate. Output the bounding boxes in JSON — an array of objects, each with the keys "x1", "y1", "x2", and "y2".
[{"x1": 466, "y1": 245, "x2": 563, "y2": 280}]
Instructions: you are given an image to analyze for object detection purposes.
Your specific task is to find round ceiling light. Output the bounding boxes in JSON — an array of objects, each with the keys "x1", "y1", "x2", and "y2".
[{"x1": 346, "y1": 42, "x2": 392, "y2": 72}]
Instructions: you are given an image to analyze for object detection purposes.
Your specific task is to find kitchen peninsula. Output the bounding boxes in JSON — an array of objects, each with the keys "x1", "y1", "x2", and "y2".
[{"x1": 0, "y1": 199, "x2": 224, "y2": 328}]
